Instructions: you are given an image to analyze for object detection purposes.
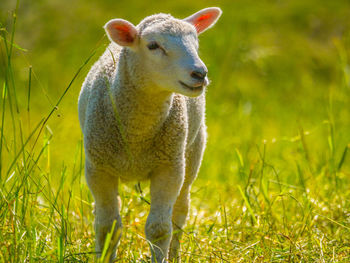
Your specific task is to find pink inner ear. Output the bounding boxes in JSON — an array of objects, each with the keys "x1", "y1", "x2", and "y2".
[
  {"x1": 184, "y1": 8, "x2": 222, "y2": 34},
  {"x1": 105, "y1": 19, "x2": 137, "y2": 46},
  {"x1": 197, "y1": 14, "x2": 212, "y2": 21},
  {"x1": 194, "y1": 13, "x2": 216, "y2": 33},
  {"x1": 114, "y1": 25, "x2": 134, "y2": 43}
]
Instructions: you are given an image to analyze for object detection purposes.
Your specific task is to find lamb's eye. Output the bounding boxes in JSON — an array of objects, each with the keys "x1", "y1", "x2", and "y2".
[{"x1": 147, "y1": 42, "x2": 160, "y2": 50}]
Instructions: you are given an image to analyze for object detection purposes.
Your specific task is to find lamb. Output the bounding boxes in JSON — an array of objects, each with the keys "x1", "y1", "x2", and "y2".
[{"x1": 78, "y1": 7, "x2": 222, "y2": 262}]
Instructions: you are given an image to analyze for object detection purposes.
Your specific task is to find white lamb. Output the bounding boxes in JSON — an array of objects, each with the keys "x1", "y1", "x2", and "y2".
[{"x1": 78, "y1": 7, "x2": 222, "y2": 263}]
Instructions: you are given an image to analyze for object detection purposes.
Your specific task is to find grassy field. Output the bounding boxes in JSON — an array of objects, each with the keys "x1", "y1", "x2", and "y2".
[{"x1": 1, "y1": 0, "x2": 350, "y2": 262}]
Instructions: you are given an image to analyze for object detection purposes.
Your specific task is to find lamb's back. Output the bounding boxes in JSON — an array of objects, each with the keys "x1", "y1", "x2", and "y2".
[
  {"x1": 78, "y1": 43, "x2": 130, "y2": 171},
  {"x1": 78, "y1": 43, "x2": 122, "y2": 130}
]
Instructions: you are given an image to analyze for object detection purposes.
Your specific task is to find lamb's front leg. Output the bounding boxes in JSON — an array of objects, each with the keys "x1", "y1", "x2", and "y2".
[
  {"x1": 146, "y1": 165, "x2": 184, "y2": 263},
  {"x1": 85, "y1": 162, "x2": 122, "y2": 263},
  {"x1": 169, "y1": 131, "x2": 206, "y2": 262}
]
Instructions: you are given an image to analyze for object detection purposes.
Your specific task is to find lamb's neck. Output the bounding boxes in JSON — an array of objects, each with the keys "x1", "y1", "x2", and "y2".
[{"x1": 113, "y1": 49, "x2": 173, "y2": 144}]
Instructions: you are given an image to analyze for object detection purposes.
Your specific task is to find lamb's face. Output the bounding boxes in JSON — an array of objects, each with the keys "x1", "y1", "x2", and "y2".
[
  {"x1": 139, "y1": 29, "x2": 208, "y2": 97},
  {"x1": 104, "y1": 8, "x2": 222, "y2": 97}
]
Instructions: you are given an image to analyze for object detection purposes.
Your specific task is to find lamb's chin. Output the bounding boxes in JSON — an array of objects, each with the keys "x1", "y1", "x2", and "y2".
[
  {"x1": 176, "y1": 82, "x2": 205, "y2": 97},
  {"x1": 177, "y1": 88, "x2": 204, "y2": 97}
]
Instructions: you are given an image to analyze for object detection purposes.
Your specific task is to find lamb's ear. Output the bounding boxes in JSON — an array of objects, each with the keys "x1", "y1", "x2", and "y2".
[
  {"x1": 184, "y1": 7, "x2": 222, "y2": 34},
  {"x1": 104, "y1": 19, "x2": 138, "y2": 47}
]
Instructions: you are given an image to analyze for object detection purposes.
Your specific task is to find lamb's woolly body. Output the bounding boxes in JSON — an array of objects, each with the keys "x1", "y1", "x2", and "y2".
[
  {"x1": 78, "y1": 10, "x2": 221, "y2": 262},
  {"x1": 79, "y1": 42, "x2": 205, "y2": 181}
]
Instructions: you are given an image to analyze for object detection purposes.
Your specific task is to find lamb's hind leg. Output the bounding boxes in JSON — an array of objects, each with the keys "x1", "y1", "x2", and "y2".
[
  {"x1": 169, "y1": 132, "x2": 206, "y2": 262},
  {"x1": 146, "y1": 165, "x2": 184, "y2": 263},
  {"x1": 85, "y1": 161, "x2": 122, "y2": 263}
]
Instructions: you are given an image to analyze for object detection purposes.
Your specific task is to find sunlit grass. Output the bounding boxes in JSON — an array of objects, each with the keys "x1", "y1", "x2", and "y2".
[{"x1": 1, "y1": 0, "x2": 350, "y2": 262}]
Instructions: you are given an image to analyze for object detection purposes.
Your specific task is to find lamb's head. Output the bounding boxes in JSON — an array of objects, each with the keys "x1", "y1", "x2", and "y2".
[{"x1": 104, "y1": 7, "x2": 222, "y2": 97}]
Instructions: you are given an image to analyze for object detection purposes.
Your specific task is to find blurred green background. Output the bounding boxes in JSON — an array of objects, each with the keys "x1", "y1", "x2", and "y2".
[
  {"x1": 1, "y1": 0, "x2": 349, "y2": 175},
  {"x1": 1, "y1": 0, "x2": 350, "y2": 261}
]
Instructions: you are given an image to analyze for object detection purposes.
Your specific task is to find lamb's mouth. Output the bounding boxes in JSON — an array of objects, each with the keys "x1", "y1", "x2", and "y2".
[{"x1": 179, "y1": 81, "x2": 203, "y2": 91}]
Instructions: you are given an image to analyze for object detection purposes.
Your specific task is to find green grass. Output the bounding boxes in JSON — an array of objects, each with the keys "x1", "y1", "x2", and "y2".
[{"x1": 1, "y1": 0, "x2": 350, "y2": 262}]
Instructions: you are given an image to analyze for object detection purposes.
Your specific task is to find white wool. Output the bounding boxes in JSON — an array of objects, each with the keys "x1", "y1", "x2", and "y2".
[{"x1": 78, "y1": 7, "x2": 221, "y2": 263}]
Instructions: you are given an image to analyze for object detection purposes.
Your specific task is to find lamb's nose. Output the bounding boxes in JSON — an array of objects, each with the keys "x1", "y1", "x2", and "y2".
[{"x1": 191, "y1": 69, "x2": 207, "y2": 81}]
